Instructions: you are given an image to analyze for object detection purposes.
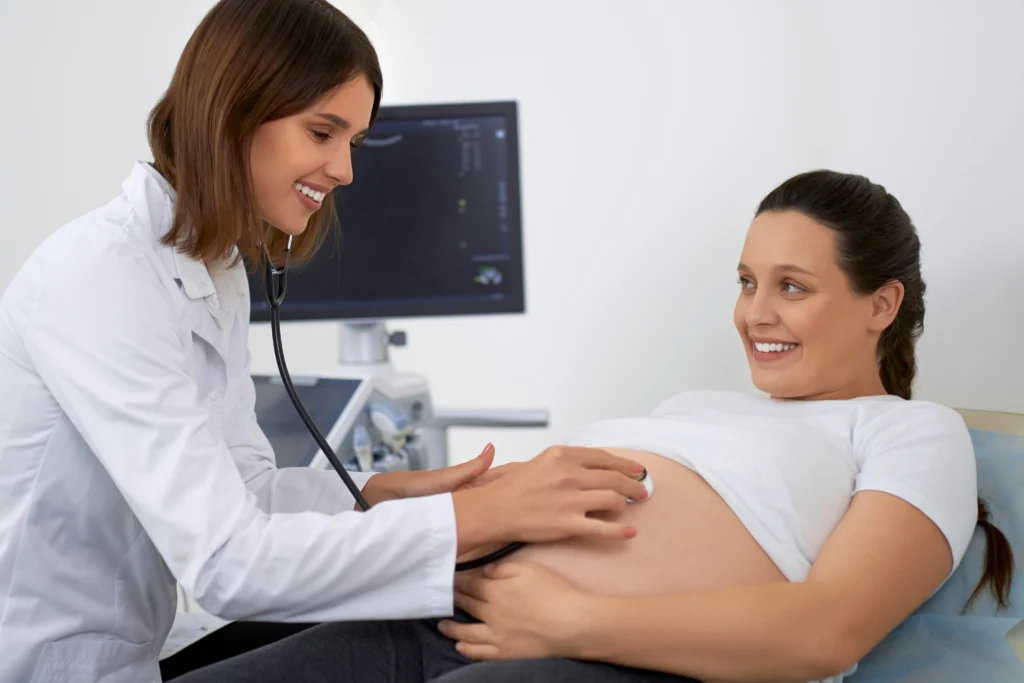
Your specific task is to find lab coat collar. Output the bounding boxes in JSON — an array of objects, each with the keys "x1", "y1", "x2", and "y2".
[
  {"x1": 122, "y1": 162, "x2": 213, "y2": 299},
  {"x1": 123, "y1": 162, "x2": 243, "y2": 319},
  {"x1": 174, "y1": 252, "x2": 217, "y2": 302}
]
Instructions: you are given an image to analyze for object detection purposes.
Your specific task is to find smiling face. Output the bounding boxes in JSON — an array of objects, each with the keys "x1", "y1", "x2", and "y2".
[
  {"x1": 733, "y1": 210, "x2": 903, "y2": 400},
  {"x1": 249, "y1": 73, "x2": 375, "y2": 236}
]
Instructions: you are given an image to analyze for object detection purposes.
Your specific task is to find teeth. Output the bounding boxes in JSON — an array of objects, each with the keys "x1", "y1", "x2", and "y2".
[
  {"x1": 755, "y1": 342, "x2": 797, "y2": 353},
  {"x1": 293, "y1": 182, "x2": 325, "y2": 202}
]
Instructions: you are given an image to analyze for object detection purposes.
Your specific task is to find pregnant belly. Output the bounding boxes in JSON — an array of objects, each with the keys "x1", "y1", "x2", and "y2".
[{"x1": 494, "y1": 449, "x2": 786, "y2": 596}]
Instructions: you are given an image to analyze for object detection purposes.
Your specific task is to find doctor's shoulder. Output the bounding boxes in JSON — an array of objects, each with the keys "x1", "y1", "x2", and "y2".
[{"x1": 3, "y1": 197, "x2": 171, "y2": 328}]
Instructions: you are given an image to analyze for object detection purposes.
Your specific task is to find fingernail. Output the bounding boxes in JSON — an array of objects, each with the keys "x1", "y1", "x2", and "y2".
[
  {"x1": 632, "y1": 463, "x2": 645, "y2": 474},
  {"x1": 624, "y1": 526, "x2": 637, "y2": 539}
]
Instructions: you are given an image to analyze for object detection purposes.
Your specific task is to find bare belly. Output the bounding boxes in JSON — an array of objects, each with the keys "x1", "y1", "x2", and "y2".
[{"x1": 481, "y1": 449, "x2": 787, "y2": 596}]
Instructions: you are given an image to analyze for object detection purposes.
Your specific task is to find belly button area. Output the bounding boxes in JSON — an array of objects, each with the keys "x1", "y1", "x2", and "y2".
[{"x1": 626, "y1": 468, "x2": 655, "y2": 504}]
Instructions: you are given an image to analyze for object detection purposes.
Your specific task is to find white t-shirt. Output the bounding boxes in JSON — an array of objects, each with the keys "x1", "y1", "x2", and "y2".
[{"x1": 564, "y1": 390, "x2": 978, "y2": 583}]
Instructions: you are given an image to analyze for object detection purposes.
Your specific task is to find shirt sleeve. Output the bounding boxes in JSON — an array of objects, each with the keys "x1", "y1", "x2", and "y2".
[
  {"x1": 225, "y1": 346, "x2": 377, "y2": 516},
  {"x1": 24, "y1": 243, "x2": 457, "y2": 622},
  {"x1": 853, "y1": 401, "x2": 978, "y2": 574}
]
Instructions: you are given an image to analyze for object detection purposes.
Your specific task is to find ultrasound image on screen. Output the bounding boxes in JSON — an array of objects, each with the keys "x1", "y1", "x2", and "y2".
[{"x1": 250, "y1": 108, "x2": 523, "y2": 321}]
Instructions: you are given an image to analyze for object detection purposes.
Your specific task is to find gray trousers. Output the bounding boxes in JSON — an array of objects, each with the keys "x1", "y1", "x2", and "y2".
[{"x1": 168, "y1": 612, "x2": 699, "y2": 683}]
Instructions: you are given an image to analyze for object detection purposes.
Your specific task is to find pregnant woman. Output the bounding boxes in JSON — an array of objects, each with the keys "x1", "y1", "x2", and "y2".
[{"x1": 171, "y1": 170, "x2": 1014, "y2": 683}]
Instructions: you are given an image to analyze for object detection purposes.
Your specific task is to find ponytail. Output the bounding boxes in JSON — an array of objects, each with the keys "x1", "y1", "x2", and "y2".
[{"x1": 968, "y1": 499, "x2": 1015, "y2": 609}]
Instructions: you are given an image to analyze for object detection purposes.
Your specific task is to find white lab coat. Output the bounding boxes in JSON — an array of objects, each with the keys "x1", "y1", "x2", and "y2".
[{"x1": 0, "y1": 163, "x2": 458, "y2": 683}]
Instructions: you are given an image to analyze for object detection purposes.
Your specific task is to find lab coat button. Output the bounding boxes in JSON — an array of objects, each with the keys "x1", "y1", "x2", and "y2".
[{"x1": 209, "y1": 390, "x2": 221, "y2": 401}]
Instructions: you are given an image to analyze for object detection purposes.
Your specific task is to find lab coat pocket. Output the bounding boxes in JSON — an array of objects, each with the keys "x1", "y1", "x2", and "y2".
[{"x1": 30, "y1": 638, "x2": 155, "y2": 683}]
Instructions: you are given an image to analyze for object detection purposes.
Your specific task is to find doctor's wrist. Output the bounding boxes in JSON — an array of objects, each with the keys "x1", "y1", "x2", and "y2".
[{"x1": 356, "y1": 473, "x2": 395, "y2": 509}]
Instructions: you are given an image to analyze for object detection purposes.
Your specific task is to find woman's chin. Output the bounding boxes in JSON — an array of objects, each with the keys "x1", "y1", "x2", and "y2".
[{"x1": 750, "y1": 373, "x2": 801, "y2": 400}]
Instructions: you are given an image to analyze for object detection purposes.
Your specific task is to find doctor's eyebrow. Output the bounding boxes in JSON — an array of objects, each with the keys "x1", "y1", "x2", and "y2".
[
  {"x1": 314, "y1": 113, "x2": 370, "y2": 138},
  {"x1": 315, "y1": 113, "x2": 352, "y2": 129}
]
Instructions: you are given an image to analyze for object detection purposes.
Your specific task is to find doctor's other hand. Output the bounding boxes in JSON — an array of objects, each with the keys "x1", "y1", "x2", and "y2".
[
  {"x1": 439, "y1": 562, "x2": 591, "y2": 661},
  {"x1": 358, "y1": 443, "x2": 496, "y2": 508},
  {"x1": 454, "y1": 460, "x2": 524, "y2": 491},
  {"x1": 451, "y1": 446, "x2": 647, "y2": 553}
]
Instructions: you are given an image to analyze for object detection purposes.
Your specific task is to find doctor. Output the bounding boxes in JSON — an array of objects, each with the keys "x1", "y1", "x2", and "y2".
[{"x1": 0, "y1": 1, "x2": 649, "y2": 681}]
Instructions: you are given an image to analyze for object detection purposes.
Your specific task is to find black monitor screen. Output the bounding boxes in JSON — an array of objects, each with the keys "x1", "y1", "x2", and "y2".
[
  {"x1": 250, "y1": 101, "x2": 524, "y2": 322},
  {"x1": 252, "y1": 375, "x2": 362, "y2": 468}
]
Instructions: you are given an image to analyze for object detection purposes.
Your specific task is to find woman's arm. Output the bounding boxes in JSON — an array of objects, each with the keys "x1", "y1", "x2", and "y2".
[{"x1": 446, "y1": 489, "x2": 953, "y2": 682}]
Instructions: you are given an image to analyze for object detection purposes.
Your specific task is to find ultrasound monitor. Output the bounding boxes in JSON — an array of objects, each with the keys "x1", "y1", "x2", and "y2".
[{"x1": 249, "y1": 100, "x2": 524, "y2": 322}]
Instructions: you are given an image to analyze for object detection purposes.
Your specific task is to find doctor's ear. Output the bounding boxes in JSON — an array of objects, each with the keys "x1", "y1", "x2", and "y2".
[{"x1": 867, "y1": 280, "x2": 905, "y2": 332}]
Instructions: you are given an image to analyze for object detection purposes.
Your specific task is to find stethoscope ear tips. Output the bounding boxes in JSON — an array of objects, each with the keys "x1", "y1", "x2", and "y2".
[{"x1": 626, "y1": 468, "x2": 655, "y2": 504}]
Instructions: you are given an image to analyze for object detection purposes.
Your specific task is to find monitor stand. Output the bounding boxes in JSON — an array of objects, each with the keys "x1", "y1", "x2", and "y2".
[
  {"x1": 337, "y1": 321, "x2": 406, "y2": 369},
  {"x1": 331, "y1": 322, "x2": 432, "y2": 452}
]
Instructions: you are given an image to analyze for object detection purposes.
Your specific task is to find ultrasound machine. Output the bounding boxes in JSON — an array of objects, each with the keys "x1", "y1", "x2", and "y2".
[{"x1": 248, "y1": 100, "x2": 547, "y2": 476}]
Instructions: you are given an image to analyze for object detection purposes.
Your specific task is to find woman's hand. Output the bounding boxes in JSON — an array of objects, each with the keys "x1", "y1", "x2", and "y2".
[
  {"x1": 438, "y1": 562, "x2": 592, "y2": 660},
  {"x1": 451, "y1": 446, "x2": 648, "y2": 552},
  {"x1": 358, "y1": 443, "x2": 498, "y2": 508}
]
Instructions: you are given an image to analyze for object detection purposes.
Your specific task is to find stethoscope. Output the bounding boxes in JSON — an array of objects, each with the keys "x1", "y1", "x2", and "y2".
[{"x1": 263, "y1": 236, "x2": 522, "y2": 571}]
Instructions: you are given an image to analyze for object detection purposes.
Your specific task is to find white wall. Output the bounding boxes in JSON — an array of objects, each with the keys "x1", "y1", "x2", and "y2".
[{"x1": 2, "y1": 1, "x2": 1021, "y2": 468}]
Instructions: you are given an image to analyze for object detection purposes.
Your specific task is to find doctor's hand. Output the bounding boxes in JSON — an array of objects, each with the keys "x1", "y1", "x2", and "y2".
[
  {"x1": 439, "y1": 562, "x2": 592, "y2": 661},
  {"x1": 453, "y1": 460, "x2": 524, "y2": 491},
  {"x1": 358, "y1": 443, "x2": 497, "y2": 508},
  {"x1": 451, "y1": 446, "x2": 648, "y2": 553}
]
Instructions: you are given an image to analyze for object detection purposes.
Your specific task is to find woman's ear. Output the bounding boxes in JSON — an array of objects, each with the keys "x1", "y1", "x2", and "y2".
[{"x1": 869, "y1": 280, "x2": 905, "y2": 332}]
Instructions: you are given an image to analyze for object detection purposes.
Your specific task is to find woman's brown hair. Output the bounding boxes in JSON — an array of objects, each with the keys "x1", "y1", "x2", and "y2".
[
  {"x1": 758, "y1": 170, "x2": 1015, "y2": 610},
  {"x1": 147, "y1": 0, "x2": 382, "y2": 268}
]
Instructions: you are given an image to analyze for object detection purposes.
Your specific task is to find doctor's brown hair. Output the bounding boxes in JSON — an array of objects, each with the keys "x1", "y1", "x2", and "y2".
[
  {"x1": 147, "y1": 0, "x2": 382, "y2": 268},
  {"x1": 758, "y1": 170, "x2": 1015, "y2": 611}
]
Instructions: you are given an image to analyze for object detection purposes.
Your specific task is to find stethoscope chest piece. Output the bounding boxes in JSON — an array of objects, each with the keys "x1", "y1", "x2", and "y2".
[{"x1": 626, "y1": 468, "x2": 655, "y2": 503}]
